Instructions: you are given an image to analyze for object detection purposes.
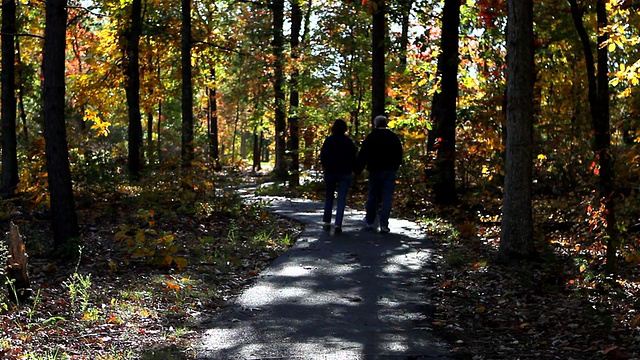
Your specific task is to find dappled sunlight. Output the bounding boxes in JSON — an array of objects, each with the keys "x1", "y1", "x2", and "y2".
[{"x1": 197, "y1": 193, "x2": 447, "y2": 359}]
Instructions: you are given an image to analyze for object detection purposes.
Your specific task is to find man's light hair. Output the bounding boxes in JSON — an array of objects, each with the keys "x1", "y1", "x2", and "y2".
[{"x1": 374, "y1": 115, "x2": 388, "y2": 128}]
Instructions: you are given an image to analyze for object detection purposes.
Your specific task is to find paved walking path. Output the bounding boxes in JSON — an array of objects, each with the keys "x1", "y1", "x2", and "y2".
[{"x1": 196, "y1": 194, "x2": 451, "y2": 359}]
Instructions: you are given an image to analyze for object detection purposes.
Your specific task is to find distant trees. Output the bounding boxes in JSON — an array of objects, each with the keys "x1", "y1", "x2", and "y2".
[{"x1": 1, "y1": 0, "x2": 639, "y2": 269}]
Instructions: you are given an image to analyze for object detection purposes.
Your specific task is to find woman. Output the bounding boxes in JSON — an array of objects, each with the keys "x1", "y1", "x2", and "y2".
[{"x1": 320, "y1": 119, "x2": 357, "y2": 234}]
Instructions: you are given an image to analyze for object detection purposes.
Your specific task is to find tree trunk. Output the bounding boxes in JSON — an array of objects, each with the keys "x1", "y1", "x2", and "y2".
[
  {"x1": 253, "y1": 128, "x2": 261, "y2": 172},
  {"x1": 126, "y1": 0, "x2": 144, "y2": 178},
  {"x1": 181, "y1": 0, "x2": 194, "y2": 169},
  {"x1": 398, "y1": 0, "x2": 413, "y2": 72},
  {"x1": 568, "y1": 0, "x2": 618, "y2": 277},
  {"x1": 15, "y1": 12, "x2": 28, "y2": 143},
  {"x1": 595, "y1": 0, "x2": 617, "y2": 277},
  {"x1": 2, "y1": 0, "x2": 19, "y2": 199},
  {"x1": 157, "y1": 100, "x2": 163, "y2": 162},
  {"x1": 288, "y1": 0, "x2": 302, "y2": 188},
  {"x1": 432, "y1": 0, "x2": 460, "y2": 205},
  {"x1": 500, "y1": 0, "x2": 535, "y2": 259},
  {"x1": 272, "y1": 0, "x2": 287, "y2": 180},
  {"x1": 146, "y1": 111, "x2": 153, "y2": 163},
  {"x1": 371, "y1": 0, "x2": 386, "y2": 121},
  {"x1": 43, "y1": 0, "x2": 80, "y2": 252},
  {"x1": 208, "y1": 69, "x2": 220, "y2": 169}
]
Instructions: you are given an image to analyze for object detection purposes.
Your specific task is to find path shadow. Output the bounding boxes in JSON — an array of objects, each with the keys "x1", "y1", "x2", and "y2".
[{"x1": 196, "y1": 196, "x2": 451, "y2": 359}]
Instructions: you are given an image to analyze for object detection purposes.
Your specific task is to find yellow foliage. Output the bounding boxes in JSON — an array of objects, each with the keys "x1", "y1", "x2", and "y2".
[
  {"x1": 86, "y1": 108, "x2": 111, "y2": 137},
  {"x1": 173, "y1": 257, "x2": 188, "y2": 271}
]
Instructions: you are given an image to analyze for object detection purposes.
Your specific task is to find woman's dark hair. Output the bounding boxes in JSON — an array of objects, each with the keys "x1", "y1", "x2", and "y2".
[{"x1": 331, "y1": 119, "x2": 348, "y2": 135}]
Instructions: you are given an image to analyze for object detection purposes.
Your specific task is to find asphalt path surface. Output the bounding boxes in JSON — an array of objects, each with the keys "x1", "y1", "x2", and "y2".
[{"x1": 196, "y1": 194, "x2": 451, "y2": 360}]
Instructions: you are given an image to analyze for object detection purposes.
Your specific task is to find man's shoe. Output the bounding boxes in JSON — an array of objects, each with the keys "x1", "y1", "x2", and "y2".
[
  {"x1": 380, "y1": 226, "x2": 390, "y2": 234},
  {"x1": 323, "y1": 223, "x2": 331, "y2": 231},
  {"x1": 363, "y1": 223, "x2": 374, "y2": 231},
  {"x1": 334, "y1": 226, "x2": 342, "y2": 234}
]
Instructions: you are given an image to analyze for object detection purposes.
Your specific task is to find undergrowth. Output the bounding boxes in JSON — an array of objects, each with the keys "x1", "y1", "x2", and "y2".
[{"x1": 0, "y1": 168, "x2": 303, "y2": 359}]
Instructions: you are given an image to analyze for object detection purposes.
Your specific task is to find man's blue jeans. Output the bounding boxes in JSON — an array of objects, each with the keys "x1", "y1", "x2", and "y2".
[
  {"x1": 323, "y1": 173, "x2": 352, "y2": 227},
  {"x1": 365, "y1": 171, "x2": 396, "y2": 228}
]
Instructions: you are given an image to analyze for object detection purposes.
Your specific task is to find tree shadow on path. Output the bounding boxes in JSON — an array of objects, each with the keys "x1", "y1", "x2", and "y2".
[{"x1": 195, "y1": 195, "x2": 451, "y2": 359}]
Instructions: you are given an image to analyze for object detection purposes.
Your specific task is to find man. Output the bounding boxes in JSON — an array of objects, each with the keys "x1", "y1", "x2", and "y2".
[{"x1": 355, "y1": 115, "x2": 403, "y2": 234}]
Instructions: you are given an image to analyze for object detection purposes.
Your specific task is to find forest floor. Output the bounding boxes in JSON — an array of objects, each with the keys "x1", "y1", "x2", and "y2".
[{"x1": 1, "y1": 169, "x2": 640, "y2": 359}]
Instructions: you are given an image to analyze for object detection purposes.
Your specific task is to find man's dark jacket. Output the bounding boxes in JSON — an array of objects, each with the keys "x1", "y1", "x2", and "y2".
[{"x1": 356, "y1": 128, "x2": 403, "y2": 173}]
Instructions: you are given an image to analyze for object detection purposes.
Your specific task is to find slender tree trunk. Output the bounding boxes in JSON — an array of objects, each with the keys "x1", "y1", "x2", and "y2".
[
  {"x1": 398, "y1": 0, "x2": 413, "y2": 72},
  {"x1": 371, "y1": 0, "x2": 386, "y2": 121},
  {"x1": 181, "y1": 0, "x2": 194, "y2": 168},
  {"x1": 288, "y1": 0, "x2": 302, "y2": 187},
  {"x1": 208, "y1": 69, "x2": 220, "y2": 169},
  {"x1": 253, "y1": 127, "x2": 261, "y2": 172},
  {"x1": 126, "y1": 0, "x2": 144, "y2": 178},
  {"x1": 43, "y1": 0, "x2": 80, "y2": 252},
  {"x1": 500, "y1": 0, "x2": 535, "y2": 259},
  {"x1": 232, "y1": 105, "x2": 239, "y2": 163},
  {"x1": 15, "y1": 12, "x2": 27, "y2": 143},
  {"x1": 432, "y1": 0, "x2": 460, "y2": 205},
  {"x1": 595, "y1": 0, "x2": 617, "y2": 276},
  {"x1": 271, "y1": 0, "x2": 287, "y2": 180},
  {"x1": 568, "y1": 0, "x2": 618, "y2": 277},
  {"x1": 157, "y1": 100, "x2": 163, "y2": 162},
  {"x1": 146, "y1": 111, "x2": 153, "y2": 163},
  {"x1": 2, "y1": 0, "x2": 19, "y2": 199}
]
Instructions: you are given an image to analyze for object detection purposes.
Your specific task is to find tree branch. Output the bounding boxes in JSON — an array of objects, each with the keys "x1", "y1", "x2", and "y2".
[
  {"x1": 0, "y1": 32, "x2": 44, "y2": 40},
  {"x1": 191, "y1": 39, "x2": 251, "y2": 56}
]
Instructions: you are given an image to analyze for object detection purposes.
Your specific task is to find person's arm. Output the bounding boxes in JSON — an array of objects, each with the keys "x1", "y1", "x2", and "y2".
[
  {"x1": 355, "y1": 136, "x2": 370, "y2": 174},
  {"x1": 320, "y1": 138, "x2": 329, "y2": 168},
  {"x1": 395, "y1": 136, "x2": 403, "y2": 168}
]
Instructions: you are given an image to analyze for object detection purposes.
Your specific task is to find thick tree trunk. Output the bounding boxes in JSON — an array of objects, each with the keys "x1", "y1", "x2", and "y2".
[
  {"x1": 371, "y1": 0, "x2": 386, "y2": 121},
  {"x1": 43, "y1": 0, "x2": 80, "y2": 251},
  {"x1": 2, "y1": 0, "x2": 19, "y2": 199},
  {"x1": 288, "y1": 0, "x2": 302, "y2": 188},
  {"x1": 181, "y1": 0, "x2": 194, "y2": 168},
  {"x1": 432, "y1": 0, "x2": 460, "y2": 205},
  {"x1": 500, "y1": 0, "x2": 536, "y2": 259},
  {"x1": 126, "y1": 0, "x2": 144, "y2": 178},
  {"x1": 272, "y1": 0, "x2": 287, "y2": 180}
]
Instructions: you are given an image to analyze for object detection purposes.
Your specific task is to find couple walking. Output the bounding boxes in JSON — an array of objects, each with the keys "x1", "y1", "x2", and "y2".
[{"x1": 320, "y1": 115, "x2": 403, "y2": 234}]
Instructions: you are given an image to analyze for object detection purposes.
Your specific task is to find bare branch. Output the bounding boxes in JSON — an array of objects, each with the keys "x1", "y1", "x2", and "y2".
[{"x1": 0, "y1": 32, "x2": 44, "y2": 40}]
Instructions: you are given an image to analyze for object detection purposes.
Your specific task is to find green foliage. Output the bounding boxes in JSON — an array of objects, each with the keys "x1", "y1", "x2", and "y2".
[
  {"x1": 115, "y1": 221, "x2": 186, "y2": 271},
  {"x1": 63, "y1": 272, "x2": 93, "y2": 315}
]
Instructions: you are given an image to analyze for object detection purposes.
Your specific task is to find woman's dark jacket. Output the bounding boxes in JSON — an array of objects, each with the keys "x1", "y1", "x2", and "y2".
[{"x1": 320, "y1": 134, "x2": 357, "y2": 175}]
